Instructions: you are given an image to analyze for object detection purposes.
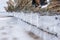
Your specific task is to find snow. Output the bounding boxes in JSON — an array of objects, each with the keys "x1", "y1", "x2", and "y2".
[
  {"x1": 0, "y1": 0, "x2": 8, "y2": 12},
  {"x1": 41, "y1": 0, "x2": 50, "y2": 8},
  {"x1": 0, "y1": 12, "x2": 60, "y2": 40},
  {"x1": 0, "y1": 16, "x2": 35, "y2": 40},
  {"x1": 0, "y1": 0, "x2": 60, "y2": 40}
]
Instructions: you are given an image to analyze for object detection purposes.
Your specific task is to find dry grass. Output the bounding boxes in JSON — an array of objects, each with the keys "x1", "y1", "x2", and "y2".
[
  {"x1": 47, "y1": 0, "x2": 60, "y2": 12},
  {"x1": 5, "y1": 0, "x2": 60, "y2": 13}
]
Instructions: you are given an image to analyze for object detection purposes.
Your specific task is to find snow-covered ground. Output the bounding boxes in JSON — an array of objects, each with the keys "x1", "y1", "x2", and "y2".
[
  {"x1": 0, "y1": 15, "x2": 35, "y2": 40},
  {"x1": 0, "y1": 0, "x2": 8, "y2": 12},
  {"x1": 0, "y1": 0, "x2": 60, "y2": 40},
  {"x1": 0, "y1": 12, "x2": 60, "y2": 40}
]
